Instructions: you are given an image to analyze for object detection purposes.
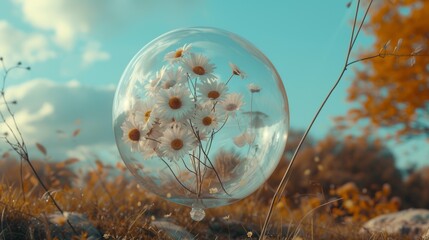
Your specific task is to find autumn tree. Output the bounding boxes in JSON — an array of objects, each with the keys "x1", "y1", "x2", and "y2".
[
  {"x1": 261, "y1": 131, "x2": 403, "y2": 202},
  {"x1": 346, "y1": 0, "x2": 429, "y2": 139},
  {"x1": 283, "y1": 135, "x2": 403, "y2": 198},
  {"x1": 403, "y1": 166, "x2": 429, "y2": 208}
]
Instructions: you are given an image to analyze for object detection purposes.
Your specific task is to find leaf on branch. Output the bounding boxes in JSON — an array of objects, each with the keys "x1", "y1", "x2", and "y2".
[{"x1": 35, "y1": 142, "x2": 47, "y2": 155}]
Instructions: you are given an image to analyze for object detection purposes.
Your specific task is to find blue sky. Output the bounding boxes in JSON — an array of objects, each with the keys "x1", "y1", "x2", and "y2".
[{"x1": 0, "y1": 0, "x2": 424, "y2": 169}]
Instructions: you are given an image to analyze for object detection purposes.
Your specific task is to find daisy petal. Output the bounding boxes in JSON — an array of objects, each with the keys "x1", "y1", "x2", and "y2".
[
  {"x1": 159, "y1": 126, "x2": 196, "y2": 161},
  {"x1": 155, "y1": 85, "x2": 194, "y2": 121},
  {"x1": 182, "y1": 53, "x2": 217, "y2": 81}
]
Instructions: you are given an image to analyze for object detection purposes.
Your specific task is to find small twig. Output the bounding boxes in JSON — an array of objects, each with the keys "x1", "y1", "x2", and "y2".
[
  {"x1": 213, "y1": 115, "x2": 229, "y2": 135},
  {"x1": 347, "y1": 52, "x2": 429, "y2": 66},
  {"x1": 20, "y1": 158, "x2": 25, "y2": 202},
  {"x1": 1, "y1": 207, "x2": 5, "y2": 238},
  {"x1": 0, "y1": 59, "x2": 79, "y2": 235},
  {"x1": 259, "y1": 1, "x2": 370, "y2": 238},
  {"x1": 225, "y1": 73, "x2": 234, "y2": 85},
  {"x1": 205, "y1": 130, "x2": 215, "y2": 156},
  {"x1": 260, "y1": 0, "x2": 427, "y2": 238},
  {"x1": 198, "y1": 144, "x2": 230, "y2": 196},
  {"x1": 182, "y1": 157, "x2": 197, "y2": 174},
  {"x1": 188, "y1": 120, "x2": 230, "y2": 195},
  {"x1": 292, "y1": 198, "x2": 342, "y2": 237},
  {"x1": 351, "y1": 0, "x2": 373, "y2": 49},
  {"x1": 160, "y1": 157, "x2": 197, "y2": 194},
  {"x1": 188, "y1": 153, "x2": 214, "y2": 169},
  {"x1": 348, "y1": 0, "x2": 361, "y2": 52},
  {"x1": 127, "y1": 207, "x2": 150, "y2": 232}
]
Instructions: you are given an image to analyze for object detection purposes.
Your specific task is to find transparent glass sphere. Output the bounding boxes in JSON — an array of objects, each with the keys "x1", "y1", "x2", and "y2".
[{"x1": 113, "y1": 27, "x2": 289, "y2": 220}]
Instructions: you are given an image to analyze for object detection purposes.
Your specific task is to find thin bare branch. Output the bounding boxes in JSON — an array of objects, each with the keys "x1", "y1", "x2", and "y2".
[
  {"x1": 259, "y1": 1, "x2": 374, "y2": 238},
  {"x1": 0, "y1": 58, "x2": 79, "y2": 235}
]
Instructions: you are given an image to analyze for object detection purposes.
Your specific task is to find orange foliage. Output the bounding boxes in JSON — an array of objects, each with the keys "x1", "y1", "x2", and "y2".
[
  {"x1": 346, "y1": 0, "x2": 429, "y2": 138},
  {"x1": 268, "y1": 134, "x2": 403, "y2": 200},
  {"x1": 0, "y1": 154, "x2": 410, "y2": 239},
  {"x1": 0, "y1": 156, "x2": 77, "y2": 195},
  {"x1": 329, "y1": 182, "x2": 400, "y2": 222}
]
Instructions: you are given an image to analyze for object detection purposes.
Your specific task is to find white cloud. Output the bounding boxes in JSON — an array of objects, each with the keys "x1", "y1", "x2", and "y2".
[
  {"x1": 13, "y1": 0, "x2": 137, "y2": 49},
  {"x1": 66, "y1": 80, "x2": 81, "y2": 88},
  {"x1": 1, "y1": 79, "x2": 117, "y2": 162},
  {"x1": 10, "y1": 0, "x2": 202, "y2": 68},
  {"x1": 5, "y1": 78, "x2": 55, "y2": 99},
  {"x1": 12, "y1": 0, "x2": 203, "y2": 49},
  {"x1": 82, "y1": 41, "x2": 110, "y2": 67},
  {"x1": 6, "y1": 102, "x2": 54, "y2": 134},
  {"x1": 13, "y1": 0, "x2": 95, "y2": 49},
  {"x1": 66, "y1": 143, "x2": 119, "y2": 163},
  {"x1": 0, "y1": 20, "x2": 56, "y2": 64}
]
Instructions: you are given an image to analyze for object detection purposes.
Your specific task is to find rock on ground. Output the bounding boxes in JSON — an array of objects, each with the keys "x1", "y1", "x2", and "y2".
[
  {"x1": 360, "y1": 208, "x2": 429, "y2": 239},
  {"x1": 151, "y1": 219, "x2": 195, "y2": 240}
]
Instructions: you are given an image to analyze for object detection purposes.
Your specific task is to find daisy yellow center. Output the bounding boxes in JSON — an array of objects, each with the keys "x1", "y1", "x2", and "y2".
[
  {"x1": 144, "y1": 111, "x2": 151, "y2": 122},
  {"x1": 226, "y1": 103, "x2": 238, "y2": 111},
  {"x1": 128, "y1": 128, "x2": 140, "y2": 141},
  {"x1": 175, "y1": 49, "x2": 183, "y2": 58},
  {"x1": 169, "y1": 97, "x2": 182, "y2": 109},
  {"x1": 202, "y1": 116, "x2": 213, "y2": 126},
  {"x1": 171, "y1": 139, "x2": 183, "y2": 150},
  {"x1": 193, "y1": 66, "x2": 205, "y2": 75},
  {"x1": 208, "y1": 90, "x2": 220, "y2": 99}
]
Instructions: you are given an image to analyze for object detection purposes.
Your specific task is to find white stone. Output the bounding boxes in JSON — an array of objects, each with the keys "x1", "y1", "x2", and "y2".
[
  {"x1": 360, "y1": 209, "x2": 429, "y2": 239},
  {"x1": 152, "y1": 220, "x2": 194, "y2": 240}
]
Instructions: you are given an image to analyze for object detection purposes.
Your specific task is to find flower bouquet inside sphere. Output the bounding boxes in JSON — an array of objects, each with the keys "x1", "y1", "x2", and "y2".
[{"x1": 113, "y1": 27, "x2": 289, "y2": 220}]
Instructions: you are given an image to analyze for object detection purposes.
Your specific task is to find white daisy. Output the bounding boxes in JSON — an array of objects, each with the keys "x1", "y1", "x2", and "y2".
[
  {"x1": 121, "y1": 117, "x2": 144, "y2": 152},
  {"x1": 140, "y1": 123, "x2": 163, "y2": 159},
  {"x1": 197, "y1": 80, "x2": 228, "y2": 103},
  {"x1": 248, "y1": 83, "x2": 261, "y2": 93},
  {"x1": 134, "y1": 100, "x2": 156, "y2": 130},
  {"x1": 182, "y1": 53, "x2": 217, "y2": 81},
  {"x1": 155, "y1": 85, "x2": 194, "y2": 121},
  {"x1": 221, "y1": 93, "x2": 244, "y2": 115},
  {"x1": 159, "y1": 127, "x2": 196, "y2": 161},
  {"x1": 229, "y1": 62, "x2": 247, "y2": 79},
  {"x1": 164, "y1": 44, "x2": 192, "y2": 63},
  {"x1": 193, "y1": 107, "x2": 219, "y2": 133},
  {"x1": 144, "y1": 67, "x2": 167, "y2": 97},
  {"x1": 159, "y1": 67, "x2": 186, "y2": 90}
]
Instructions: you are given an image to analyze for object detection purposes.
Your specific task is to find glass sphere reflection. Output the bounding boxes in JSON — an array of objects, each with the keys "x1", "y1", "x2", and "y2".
[{"x1": 113, "y1": 27, "x2": 289, "y2": 220}]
